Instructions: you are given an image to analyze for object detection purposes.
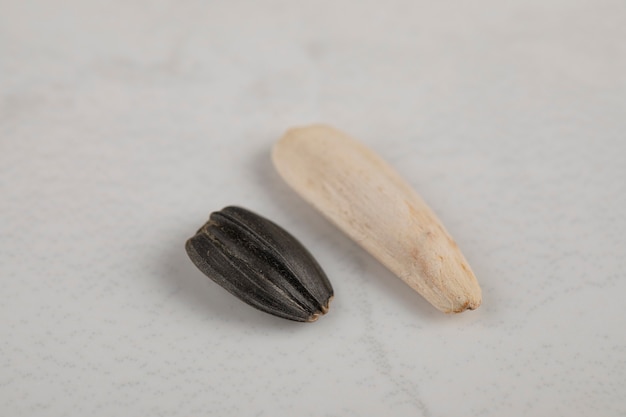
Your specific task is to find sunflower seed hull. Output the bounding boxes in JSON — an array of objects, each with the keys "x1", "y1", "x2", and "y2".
[
  {"x1": 185, "y1": 206, "x2": 334, "y2": 322},
  {"x1": 272, "y1": 125, "x2": 482, "y2": 313}
]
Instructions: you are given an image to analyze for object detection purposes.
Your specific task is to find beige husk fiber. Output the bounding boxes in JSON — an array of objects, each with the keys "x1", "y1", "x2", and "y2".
[{"x1": 273, "y1": 125, "x2": 482, "y2": 313}]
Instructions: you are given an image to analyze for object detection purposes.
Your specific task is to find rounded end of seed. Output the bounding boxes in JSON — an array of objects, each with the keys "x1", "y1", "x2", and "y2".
[{"x1": 272, "y1": 124, "x2": 337, "y2": 180}]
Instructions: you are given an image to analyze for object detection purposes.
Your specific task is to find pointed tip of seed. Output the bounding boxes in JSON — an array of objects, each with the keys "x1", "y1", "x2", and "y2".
[
  {"x1": 306, "y1": 296, "x2": 333, "y2": 322},
  {"x1": 449, "y1": 298, "x2": 481, "y2": 314},
  {"x1": 442, "y1": 288, "x2": 482, "y2": 314},
  {"x1": 320, "y1": 295, "x2": 333, "y2": 314},
  {"x1": 307, "y1": 313, "x2": 320, "y2": 322}
]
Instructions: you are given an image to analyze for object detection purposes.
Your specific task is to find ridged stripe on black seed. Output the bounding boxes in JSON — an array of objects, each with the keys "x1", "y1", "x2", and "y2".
[
  {"x1": 187, "y1": 231, "x2": 310, "y2": 321},
  {"x1": 211, "y1": 210, "x2": 325, "y2": 312},
  {"x1": 220, "y1": 207, "x2": 333, "y2": 304},
  {"x1": 206, "y1": 226, "x2": 310, "y2": 316},
  {"x1": 220, "y1": 207, "x2": 333, "y2": 311},
  {"x1": 207, "y1": 227, "x2": 308, "y2": 314},
  {"x1": 216, "y1": 207, "x2": 330, "y2": 306},
  {"x1": 186, "y1": 232, "x2": 275, "y2": 308},
  {"x1": 205, "y1": 218, "x2": 319, "y2": 316},
  {"x1": 218, "y1": 210, "x2": 326, "y2": 311}
]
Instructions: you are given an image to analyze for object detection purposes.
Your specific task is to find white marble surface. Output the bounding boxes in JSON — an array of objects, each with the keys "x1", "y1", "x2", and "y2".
[{"x1": 2, "y1": 1, "x2": 626, "y2": 416}]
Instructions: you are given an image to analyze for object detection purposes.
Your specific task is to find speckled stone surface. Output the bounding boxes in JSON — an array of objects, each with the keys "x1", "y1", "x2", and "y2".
[{"x1": 1, "y1": 1, "x2": 625, "y2": 416}]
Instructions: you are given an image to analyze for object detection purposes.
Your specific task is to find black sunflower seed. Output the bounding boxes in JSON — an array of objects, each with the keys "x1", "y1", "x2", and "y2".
[{"x1": 185, "y1": 206, "x2": 334, "y2": 322}]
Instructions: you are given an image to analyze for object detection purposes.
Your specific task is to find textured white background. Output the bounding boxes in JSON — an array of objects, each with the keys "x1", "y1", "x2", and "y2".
[{"x1": 2, "y1": 0, "x2": 626, "y2": 416}]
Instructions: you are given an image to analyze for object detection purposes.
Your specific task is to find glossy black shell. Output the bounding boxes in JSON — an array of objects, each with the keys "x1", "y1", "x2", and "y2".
[{"x1": 185, "y1": 206, "x2": 334, "y2": 322}]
